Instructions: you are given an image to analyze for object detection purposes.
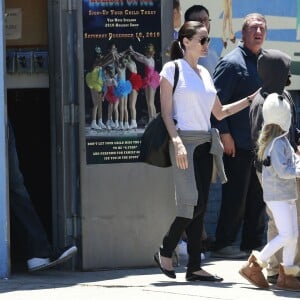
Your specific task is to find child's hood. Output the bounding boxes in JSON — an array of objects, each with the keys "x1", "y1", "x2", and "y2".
[{"x1": 257, "y1": 49, "x2": 291, "y2": 95}]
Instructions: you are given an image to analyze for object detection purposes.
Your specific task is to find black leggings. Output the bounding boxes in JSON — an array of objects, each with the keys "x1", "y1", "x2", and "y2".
[{"x1": 160, "y1": 143, "x2": 212, "y2": 273}]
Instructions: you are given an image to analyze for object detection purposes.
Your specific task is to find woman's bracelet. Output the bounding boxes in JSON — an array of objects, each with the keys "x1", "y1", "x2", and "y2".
[{"x1": 247, "y1": 96, "x2": 252, "y2": 105}]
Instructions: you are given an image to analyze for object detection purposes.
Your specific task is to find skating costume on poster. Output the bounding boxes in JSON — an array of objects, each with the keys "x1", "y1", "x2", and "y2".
[
  {"x1": 105, "y1": 85, "x2": 118, "y2": 104},
  {"x1": 128, "y1": 71, "x2": 143, "y2": 92},
  {"x1": 114, "y1": 79, "x2": 132, "y2": 97},
  {"x1": 143, "y1": 65, "x2": 160, "y2": 89},
  {"x1": 85, "y1": 66, "x2": 103, "y2": 92}
]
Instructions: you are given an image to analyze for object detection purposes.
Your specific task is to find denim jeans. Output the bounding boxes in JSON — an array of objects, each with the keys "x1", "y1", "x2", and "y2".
[{"x1": 8, "y1": 119, "x2": 52, "y2": 259}]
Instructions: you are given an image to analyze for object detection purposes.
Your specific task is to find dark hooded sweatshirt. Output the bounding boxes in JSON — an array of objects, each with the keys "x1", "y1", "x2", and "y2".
[{"x1": 249, "y1": 49, "x2": 300, "y2": 172}]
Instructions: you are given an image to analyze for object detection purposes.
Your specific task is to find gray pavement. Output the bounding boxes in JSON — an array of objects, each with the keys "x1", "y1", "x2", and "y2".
[{"x1": 0, "y1": 256, "x2": 299, "y2": 300}]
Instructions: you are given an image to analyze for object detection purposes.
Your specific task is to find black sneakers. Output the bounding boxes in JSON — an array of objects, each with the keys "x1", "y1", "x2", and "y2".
[{"x1": 27, "y1": 245, "x2": 77, "y2": 272}]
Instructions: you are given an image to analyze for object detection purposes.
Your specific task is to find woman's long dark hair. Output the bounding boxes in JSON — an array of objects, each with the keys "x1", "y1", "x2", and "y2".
[{"x1": 170, "y1": 21, "x2": 205, "y2": 60}]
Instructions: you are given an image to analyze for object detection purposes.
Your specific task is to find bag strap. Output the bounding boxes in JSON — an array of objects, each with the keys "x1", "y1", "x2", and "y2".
[{"x1": 172, "y1": 61, "x2": 179, "y2": 94}]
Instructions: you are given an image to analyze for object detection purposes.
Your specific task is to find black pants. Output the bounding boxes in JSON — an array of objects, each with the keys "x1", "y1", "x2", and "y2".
[
  {"x1": 214, "y1": 148, "x2": 266, "y2": 251},
  {"x1": 160, "y1": 143, "x2": 212, "y2": 273},
  {"x1": 8, "y1": 120, "x2": 52, "y2": 260}
]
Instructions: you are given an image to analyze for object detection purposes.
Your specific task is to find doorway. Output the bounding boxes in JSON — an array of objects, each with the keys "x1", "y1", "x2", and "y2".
[{"x1": 7, "y1": 88, "x2": 52, "y2": 269}]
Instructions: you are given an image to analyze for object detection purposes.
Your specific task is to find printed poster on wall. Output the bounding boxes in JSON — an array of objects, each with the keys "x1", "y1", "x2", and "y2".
[{"x1": 82, "y1": 0, "x2": 162, "y2": 164}]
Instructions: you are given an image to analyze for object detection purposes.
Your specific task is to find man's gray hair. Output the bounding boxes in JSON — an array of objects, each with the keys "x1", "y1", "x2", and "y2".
[{"x1": 242, "y1": 13, "x2": 267, "y2": 31}]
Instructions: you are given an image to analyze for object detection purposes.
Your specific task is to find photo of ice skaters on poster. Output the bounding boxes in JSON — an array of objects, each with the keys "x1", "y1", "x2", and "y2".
[{"x1": 83, "y1": 0, "x2": 162, "y2": 164}]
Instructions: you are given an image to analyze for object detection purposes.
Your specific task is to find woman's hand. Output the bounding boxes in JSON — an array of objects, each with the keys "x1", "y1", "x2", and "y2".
[{"x1": 173, "y1": 137, "x2": 188, "y2": 169}]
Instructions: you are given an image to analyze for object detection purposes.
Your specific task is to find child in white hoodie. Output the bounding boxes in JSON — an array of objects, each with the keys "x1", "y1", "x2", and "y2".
[{"x1": 239, "y1": 93, "x2": 300, "y2": 291}]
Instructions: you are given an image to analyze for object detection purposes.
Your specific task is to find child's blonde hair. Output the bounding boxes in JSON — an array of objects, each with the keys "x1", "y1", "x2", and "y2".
[{"x1": 257, "y1": 124, "x2": 285, "y2": 161}]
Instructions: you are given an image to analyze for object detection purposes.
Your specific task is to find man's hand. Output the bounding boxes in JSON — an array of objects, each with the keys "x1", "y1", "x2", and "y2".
[{"x1": 220, "y1": 133, "x2": 236, "y2": 157}]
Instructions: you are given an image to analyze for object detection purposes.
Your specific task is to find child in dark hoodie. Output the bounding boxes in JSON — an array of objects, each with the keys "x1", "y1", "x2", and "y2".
[{"x1": 247, "y1": 49, "x2": 300, "y2": 290}]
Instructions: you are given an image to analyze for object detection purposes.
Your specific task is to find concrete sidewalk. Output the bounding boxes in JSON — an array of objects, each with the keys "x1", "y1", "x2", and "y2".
[{"x1": 0, "y1": 257, "x2": 299, "y2": 300}]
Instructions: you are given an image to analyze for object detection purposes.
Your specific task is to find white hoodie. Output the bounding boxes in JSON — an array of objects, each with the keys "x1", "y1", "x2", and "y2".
[{"x1": 262, "y1": 135, "x2": 300, "y2": 202}]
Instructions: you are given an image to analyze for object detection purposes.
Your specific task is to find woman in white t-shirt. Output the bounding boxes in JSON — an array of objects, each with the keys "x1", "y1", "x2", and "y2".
[{"x1": 154, "y1": 21, "x2": 257, "y2": 282}]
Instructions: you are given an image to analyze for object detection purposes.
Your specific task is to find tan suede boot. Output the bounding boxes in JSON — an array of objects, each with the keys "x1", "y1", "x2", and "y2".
[
  {"x1": 239, "y1": 251, "x2": 269, "y2": 289},
  {"x1": 275, "y1": 264, "x2": 300, "y2": 291}
]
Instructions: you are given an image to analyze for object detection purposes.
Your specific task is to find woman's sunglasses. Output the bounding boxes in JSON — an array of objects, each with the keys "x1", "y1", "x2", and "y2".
[{"x1": 200, "y1": 37, "x2": 210, "y2": 45}]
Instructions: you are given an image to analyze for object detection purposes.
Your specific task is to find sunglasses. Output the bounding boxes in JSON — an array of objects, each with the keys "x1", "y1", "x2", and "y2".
[{"x1": 199, "y1": 37, "x2": 210, "y2": 45}]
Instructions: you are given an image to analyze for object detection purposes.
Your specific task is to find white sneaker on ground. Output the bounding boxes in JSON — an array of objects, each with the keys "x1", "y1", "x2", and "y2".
[
  {"x1": 28, "y1": 245, "x2": 77, "y2": 272},
  {"x1": 178, "y1": 241, "x2": 205, "y2": 260},
  {"x1": 178, "y1": 240, "x2": 187, "y2": 258},
  {"x1": 27, "y1": 258, "x2": 50, "y2": 271}
]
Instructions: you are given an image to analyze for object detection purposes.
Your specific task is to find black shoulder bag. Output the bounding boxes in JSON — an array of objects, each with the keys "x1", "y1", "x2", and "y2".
[{"x1": 139, "y1": 61, "x2": 179, "y2": 167}]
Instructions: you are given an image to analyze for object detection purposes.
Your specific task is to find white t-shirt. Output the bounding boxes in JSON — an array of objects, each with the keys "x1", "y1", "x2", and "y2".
[{"x1": 160, "y1": 58, "x2": 217, "y2": 131}]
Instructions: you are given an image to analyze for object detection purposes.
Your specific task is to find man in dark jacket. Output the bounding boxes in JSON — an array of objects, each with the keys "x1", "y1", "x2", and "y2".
[
  {"x1": 249, "y1": 49, "x2": 300, "y2": 283},
  {"x1": 211, "y1": 13, "x2": 266, "y2": 259}
]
